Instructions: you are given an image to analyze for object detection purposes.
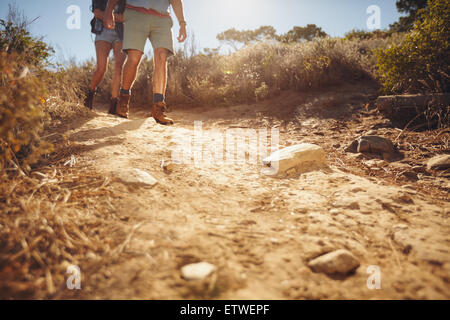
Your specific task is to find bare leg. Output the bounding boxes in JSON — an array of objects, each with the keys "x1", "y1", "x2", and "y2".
[
  {"x1": 151, "y1": 48, "x2": 173, "y2": 125},
  {"x1": 153, "y1": 48, "x2": 169, "y2": 95},
  {"x1": 121, "y1": 49, "x2": 143, "y2": 91},
  {"x1": 111, "y1": 41, "x2": 126, "y2": 98},
  {"x1": 90, "y1": 41, "x2": 112, "y2": 91}
]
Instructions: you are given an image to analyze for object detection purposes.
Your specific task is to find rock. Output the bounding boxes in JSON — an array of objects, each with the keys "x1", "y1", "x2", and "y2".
[
  {"x1": 308, "y1": 249, "x2": 360, "y2": 275},
  {"x1": 115, "y1": 168, "x2": 158, "y2": 187},
  {"x1": 86, "y1": 251, "x2": 97, "y2": 260},
  {"x1": 344, "y1": 140, "x2": 359, "y2": 153},
  {"x1": 402, "y1": 170, "x2": 418, "y2": 181},
  {"x1": 358, "y1": 136, "x2": 395, "y2": 154},
  {"x1": 389, "y1": 162, "x2": 411, "y2": 171},
  {"x1": 181, "y1": 262, "x2": 216, "y2": 280},
  {"x1": 346, "y1": 135, "x2": 396, "y2": 155},
  {"x1": 412, "y1": 166, "x2": 428, "y2": 174},
  {"x1": 426, "y1": 155, "x2": 450, "y2": 171},
  {"x1": 161, "y1": 160, "x2": 175, "y2": 173},
  {"x1": 262, "y1": 144, "x2": 327, "y2": 177},
  {"x1": 363, "y1": 159, "x2": 386, "y2": 167}
]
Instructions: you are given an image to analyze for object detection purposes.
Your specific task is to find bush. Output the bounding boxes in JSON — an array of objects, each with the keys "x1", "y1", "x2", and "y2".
[
  {"x1": 0, "y1": 17, "x2": 55, "y2": 172},
  {"x1": 80, "y1": 33, "x2": 399, "y2": 109},
  {"x1": 345, "y1": 29, "x2": 392, "y2": 40},
  {"x1": 376, "y1": 0, "x2": 450, "y2": 94},
  {"x1": 0, "y1": 19, "x2": 51, "y2": 68},
  {"x1": 0, "y1": 52, "x2": 52, "y2": 171}
]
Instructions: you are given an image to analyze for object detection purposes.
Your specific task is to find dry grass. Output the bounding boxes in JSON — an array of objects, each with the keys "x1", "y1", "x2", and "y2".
[
  {"x1": 80, "y1": 36, "x2": 405, "y2": 108},
  {"x1": 0, "y1": 162, "x2": 125, "y2": 299}
]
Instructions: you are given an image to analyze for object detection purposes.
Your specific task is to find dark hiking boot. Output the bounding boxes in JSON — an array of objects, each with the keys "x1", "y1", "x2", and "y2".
[
  {"x1": 109, "y1": 97, "x2": 118, "y2": 115},
  {"x1": 116, "y1": 92, "x2": 130, "y2": 119},
  {"x1": 84, "y1": 89, "x2": 96, "y2": 110},
  {"x1": 151, "y1": 102, "x2": 174, "y2": 125}
]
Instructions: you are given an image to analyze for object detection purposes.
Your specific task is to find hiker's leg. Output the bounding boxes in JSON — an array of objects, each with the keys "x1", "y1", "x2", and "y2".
[
  {"x1": 111, "y1": 41, "x2": 126, "y2": 98},
  {"x1": 90, "y1": 41, "x2": 112, "y2": 91},
  {"x1": 153, "y1": 47, "x2": 169, "y2": 96},
  {"x1": 121, "y1": 49, "x2": 143, "y2": 91},
  {"x1": 151, "y1": 47, "x2": 173, "y2": 125}
]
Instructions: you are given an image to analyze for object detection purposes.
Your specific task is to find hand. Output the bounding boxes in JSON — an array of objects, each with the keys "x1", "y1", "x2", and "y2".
[
  {"x1": 177, "y1": 24, "x2": 187, "y2": 43},
  {"x1": 104, "y1": 9, "x2": 115, "y2": 30}
]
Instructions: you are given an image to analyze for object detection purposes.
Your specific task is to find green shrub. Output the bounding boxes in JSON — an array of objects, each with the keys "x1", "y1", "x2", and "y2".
[
  {"x1": 0, "y1": 19, "x2": 52, "y2": 68},
  {"x1": 90, "y1": 37, "x2": 390, "y2": 108},
  {"x1": 0, "y1": 52, "x2": 52, "y2": 171},
  {"x1": 0, "y1": 18, "x2": 54, "y2": 172},
  {"x1": 376, "y1": 0, "x2": 450, "y2": 94},
  {"x1": 345, "y1": 29, "x2": 392, "y2": 40}
]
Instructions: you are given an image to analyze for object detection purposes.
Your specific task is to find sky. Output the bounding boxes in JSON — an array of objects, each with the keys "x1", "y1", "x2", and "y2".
[{"x1": 0, "y1": 0, "x2": 403, "y2": 63}]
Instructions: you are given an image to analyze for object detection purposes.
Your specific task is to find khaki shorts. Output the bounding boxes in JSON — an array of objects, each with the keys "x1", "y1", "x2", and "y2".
[{"x1": 123, "y1": 8, "x2": 174, "y2": 56}]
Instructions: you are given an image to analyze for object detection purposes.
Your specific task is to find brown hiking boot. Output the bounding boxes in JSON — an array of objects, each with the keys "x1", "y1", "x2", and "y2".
[
  {"x1": 109, "y1": 97, "x2": 118, "y2": 115},
  {"x1": 84, "y1": 89, "x2": 96, "y2": 110},
  {"x1": 151, "y1": 102, "x2": 174, "y2": 125},
  {"x1": 116, "y1": 92, "x2": 130, "y2": 119}
]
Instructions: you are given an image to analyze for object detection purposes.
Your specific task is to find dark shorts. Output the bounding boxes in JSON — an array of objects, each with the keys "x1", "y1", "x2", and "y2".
[{"x1": 95, "y1": 28, "x2": 122, "y2": 44}]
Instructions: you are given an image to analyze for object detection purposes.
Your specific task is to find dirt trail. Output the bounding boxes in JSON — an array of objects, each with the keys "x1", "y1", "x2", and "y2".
[{"x1": 59, "y1": 84, "x2": 449, "y2": 299}]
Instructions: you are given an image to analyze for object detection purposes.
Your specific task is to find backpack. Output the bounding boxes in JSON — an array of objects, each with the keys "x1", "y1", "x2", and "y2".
[{"x1": 90, "y1": 0, "x2": 126, "y2": 38}]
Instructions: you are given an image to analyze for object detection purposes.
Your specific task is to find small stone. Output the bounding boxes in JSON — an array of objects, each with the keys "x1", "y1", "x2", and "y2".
[
  {"x1": 181, "y1": 262, "x2": 216, "y2": 280},
  {"x1": 392, "y1": 192, "x2": 414, "y2": 204},
  {"x1": 402, "y1": 171, "x2": 418, "y2": 181},
  {"x1": 115, "y1": 168, "x2": 158, "y2": 187},
  {"x1": 393, "y1": 224, "x2": 408, "y2": 230},
  {"x1": 346, "y1": 135, "x2": 396, "y2": 156},
  {"x1": 412, "y1": 166, "x2": 427, "y2": 174},
  {"x1": 86, "y1": 251, "x2": 97, "y2": 260},
  {"x1": 161, "y1": 160, "x2": 175, "y2": 173},
  {"x1": 347, "y1": 202, "x2": 360, "y2": 210},
  {"x1": 389, "y1": 162, "x2": 411, "y2": 171},
  {"x1": 363, "y1": 159, "x2": 386, "y2": 167},
  {"x1": 426, "y1": 155, "x2": 450, "y2": 171},
  {"x1": 308, "y1": 249, "x2": 360, "y2": 275},
  {"x1": 358, "y1": 136, "x2": 395, "y2": 154}
]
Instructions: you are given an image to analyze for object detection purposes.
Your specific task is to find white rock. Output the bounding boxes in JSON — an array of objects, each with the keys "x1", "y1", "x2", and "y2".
[
  {"x1": 181, "y1": 262, "x2": 216, "y2": 280},
  {"x1": 427, "y1": 155, "x2": 450, "y2": 171},
  {"x1": 262, "y1": 144, "x2": 327, "y2": 177},
  {"x1": 115, "y1": 168, "x2": 158, "y2": 187},
  {"x1": 308, "y1": 249, "x2": 360, "y2": 274}
]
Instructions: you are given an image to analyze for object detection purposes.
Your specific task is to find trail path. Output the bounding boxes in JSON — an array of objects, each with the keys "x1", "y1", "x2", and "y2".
[{"x1": 60, "y1": 84, "x2": 449, "y2": 299}]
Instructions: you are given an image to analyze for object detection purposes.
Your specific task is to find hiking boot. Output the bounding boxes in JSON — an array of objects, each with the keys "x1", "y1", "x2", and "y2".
[
  {"x1": 109, "y1": 97, "x2": 118, "y2": 115},
  {"x1": 151, "y1": 101, "x2": 174, "y2": 125},
  {"x1": 84, "y1": 89, "x2": 96, "y2": 110},
  {"x1": 116, "y1": 92, "x2": 130, "y2": 119}
]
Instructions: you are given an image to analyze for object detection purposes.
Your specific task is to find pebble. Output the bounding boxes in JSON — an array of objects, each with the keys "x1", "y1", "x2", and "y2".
[
  {"x1": 181, "y1": 262, "x2": 216, "y2": 280},
  {"x1": 308, "y1": 249, "x2": 360, "y2": 275}
]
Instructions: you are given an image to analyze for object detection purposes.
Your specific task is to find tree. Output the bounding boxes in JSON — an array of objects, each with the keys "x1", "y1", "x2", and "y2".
[
  {"x1": 390, "y1": 0, "x2": 428, "y2": 32},
  {"x1": 377, "y1": 0, "x2": 449, "y2": 94},
  {"x1": 279, "y1": 24, "x2": 327, "y2": 43},
  {"x1": 217, "y1": 26, "x2": 277, "y2": 51}
]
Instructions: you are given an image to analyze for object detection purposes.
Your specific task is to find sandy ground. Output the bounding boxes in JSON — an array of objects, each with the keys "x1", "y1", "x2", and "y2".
[{"x1": 56, "y1": 83, "x2": 449, "y2": 299}]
